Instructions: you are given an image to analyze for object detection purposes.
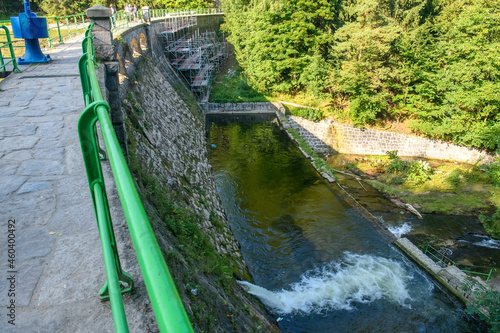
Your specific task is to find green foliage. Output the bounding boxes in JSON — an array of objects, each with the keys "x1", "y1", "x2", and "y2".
[
  {"x1": 482, "y1": 160, "x2": 500, "y2": 187},
  {"x1": 36, "y1": 0, "x2": 213, "y2": 16},
  {"x1": 406, "y1": 160, "x2": 433, "y2": 185},
  {"x1": 463, "y1": 279, "x2": 500, "y2": 332},
  {"x1": 445, "y1": 169, "x2": 462, "y2": 188},
  {"x1": 222, "y1": 0, "x2": 336, "y2": 94},
  {"x1": 401, "y1": 0, "x2": 500, "y2": 150},
  {"x1": 210, "y1": 67, "x2": 269, "y2": 102},
  {"x1": 288, "y1": 106, "x2": 325, "y2": 122},
  {"x1": 385, "y1": 150, "x2": 410, "y2": 173},
  {"x1": 1, "y1": 0, "x2": 28, "y2": 17},
  {"x1": 223, "y1": 0, "x2": 500, "y2": 151},
  {"x1": 479, "y1": 211, "x2": 500, "y2": 239}
]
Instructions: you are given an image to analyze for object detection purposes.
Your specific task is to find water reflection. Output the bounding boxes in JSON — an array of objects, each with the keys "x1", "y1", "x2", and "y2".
[{"x1": 208, "y1": 122, "x2": 486, "y2": 332}]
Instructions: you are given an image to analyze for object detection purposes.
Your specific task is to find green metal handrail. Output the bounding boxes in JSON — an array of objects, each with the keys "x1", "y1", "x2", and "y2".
[
  {"x1": 0, "y1": 13, "x2": 89, "y2": 57},
  {"x1": 0, "y1": 25, "x2": 21, "y2": 91},
  {"x1": 0, "y1": 25, "x2": 21, "y2": 73},
  {"x1": 0, "y1": 8, "x2": 224, "y2": 53},
  {"x1": 78, "y1": 23, "x2": 193, "y2": 332},
  {"x1": 423, "y1": 244, "x2": 496, "y2": 283}
]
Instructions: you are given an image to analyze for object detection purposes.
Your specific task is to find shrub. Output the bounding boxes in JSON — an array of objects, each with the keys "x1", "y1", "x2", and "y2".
[
  {"x1": 445, "y1": 169, "x2": 462, "y2": 187},
  {"x1": 292, "y1": 107, "x2": 325, "y2": 122},
  {"x1": 385, "y1": 150, "x2": 410, "y2": 174},
  {"x1": 479, "y1": 210, "x2": 500, "y2": 239},
  {"x1": 406, "y1": 160, "x2": 433, "y2": 185}
]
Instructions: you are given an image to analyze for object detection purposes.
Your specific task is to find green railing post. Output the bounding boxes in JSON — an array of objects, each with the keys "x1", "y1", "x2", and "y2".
[
  {"x1": 79, "y1": 15, "x2": 194, "y2": 332},
  {"x1": 46, "y1": 21, "x2": 54, "y2": 48},
  {"x1": 65, "y1": 16, "x2": 70, "y2": 39},
  {"x1": 55, "y1": 17, "x2": 63, "y2": 43},
  {"x1": 0, "y1": 25, "x2": 22, "y2": 77},
  {"x1": 73, "y1": 16, "x2": 78, "y2": 36}
]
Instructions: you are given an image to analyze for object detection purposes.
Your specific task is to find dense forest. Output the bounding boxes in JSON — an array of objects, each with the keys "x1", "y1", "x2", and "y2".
[{"x1": 221, "y1": 0, "x2": 500, "y2": 152}]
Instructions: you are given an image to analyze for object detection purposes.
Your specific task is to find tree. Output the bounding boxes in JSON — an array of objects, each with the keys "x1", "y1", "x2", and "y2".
[
  {"x1": 222, "y1": 0, "x2": 337, "y2": 94},
  {"x1": 330, "y1": 0, "x2": 403, "y2": 124},
  {"x1": 404, "y1": 0, "x2": 500, "y2": 150}
]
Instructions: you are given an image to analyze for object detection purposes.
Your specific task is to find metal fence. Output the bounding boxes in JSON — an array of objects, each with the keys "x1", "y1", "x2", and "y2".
[
  {"x1": 0, "y1": 25, "x2": 21, "y2": 75},
  {"x1": 78, "y1": 23, "x2": 193, "y2": 333},
  {"x1": 0, "y1": 7, "x2": 223, "y2": 56},
  {"x1": 423, "y1": 244, "x2": 496, "y2": 283}
]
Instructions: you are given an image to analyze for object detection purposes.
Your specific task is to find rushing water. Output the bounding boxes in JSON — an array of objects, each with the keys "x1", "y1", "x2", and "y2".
[{"x1": 208, "y1": 121, "x2": 486, "y2": 332}]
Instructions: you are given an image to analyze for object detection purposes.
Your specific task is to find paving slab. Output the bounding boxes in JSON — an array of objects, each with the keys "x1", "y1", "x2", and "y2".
[{"x1": 0, "y1": 37, "x2": 155, "y2": 332}]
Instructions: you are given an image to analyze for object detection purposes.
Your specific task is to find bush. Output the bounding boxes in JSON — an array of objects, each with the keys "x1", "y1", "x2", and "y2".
[
  {"x1": 483, "y1": 161, "x2": 500, "y2": 187},
  {"x1": 291, "y1": 107, "x2": 325, "y2": 122},
  {"x1": 445, "y1": 169, "x2": 462, "y2": 187},
  {"x1": 385, "y1": 150, "x2": 410, "y2": 173},
  {"x1": 406, "y1": 160, "x2": 433, "y2": 185},
  {"x1": 464, "y1": 280, "x2": 500, "y2": 332},
  {"x1": 389, "y1": 176, "x2": 405, "y2": 185},
  {"x1": 479, "y1": 210, "x2": 500, "y2": 239}
]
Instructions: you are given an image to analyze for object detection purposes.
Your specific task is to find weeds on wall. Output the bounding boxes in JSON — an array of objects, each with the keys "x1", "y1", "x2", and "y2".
[{"x1": 288, "y1": 128, "x2": 336, "y2": 181}]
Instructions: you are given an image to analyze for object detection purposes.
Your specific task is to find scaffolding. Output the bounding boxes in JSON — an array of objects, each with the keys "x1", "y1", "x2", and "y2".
[{"x1": 159, "y1": 16, "x2": 227, "y2": 103}]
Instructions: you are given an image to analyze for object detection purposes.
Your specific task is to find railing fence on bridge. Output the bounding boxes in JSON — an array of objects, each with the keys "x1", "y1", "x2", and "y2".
[
  {"x1": 78, "y1": 15, "x2": 194, "y2": 333},
  {"x1": 0, "y1": 25, "x2": 21, "y2": 90},
  {"x1": 0, "y1": 7, "x2": 223, "y2": 58}
]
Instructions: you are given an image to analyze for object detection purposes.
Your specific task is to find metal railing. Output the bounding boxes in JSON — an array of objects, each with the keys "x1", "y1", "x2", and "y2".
[
  {"x1": 0, "y1": 13, "x2": 89, "y2": 57},
  {"x1": 45, "y1": 14, "x2": 89, "y2": 48},
  {"x1": 78, "y1": 23, "x2": 193, "y2": 332},
  {"x1": 0, "y1": 8, "x2": 224, "y2": 55},
  {"x1": 110, "y1": 7, "x2": 223, "y2": 33},
  {"x1": 423, "y1": 244, "x2": 496, "y2": 283},
  {"x1": 0, "y1": 25, "x2": 21, "y2": 78}
]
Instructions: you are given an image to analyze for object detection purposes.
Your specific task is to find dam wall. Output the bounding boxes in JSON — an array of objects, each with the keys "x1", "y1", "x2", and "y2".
[{"x1": 96, "y1": 14, "x2": 278, "y2": 332}]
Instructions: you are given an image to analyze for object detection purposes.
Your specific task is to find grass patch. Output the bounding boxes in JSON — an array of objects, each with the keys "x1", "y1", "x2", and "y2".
[
  {"x1": 356, "y1": 152, "x2": 500, "y2": 236},
  {"x1": 288, "y1": 128, "x2": 336, "y2": 180},
  {"x1": 210, "y1": 67, "x2": 269, "y2": 103},
  {"x1": 283, "y1": 104, "x2": 325, "y2": 122}
]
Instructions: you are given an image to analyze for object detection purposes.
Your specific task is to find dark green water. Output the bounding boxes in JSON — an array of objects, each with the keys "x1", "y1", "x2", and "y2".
[{"x1": 208, "y1": 122, "x2": 486, "y2": 332}]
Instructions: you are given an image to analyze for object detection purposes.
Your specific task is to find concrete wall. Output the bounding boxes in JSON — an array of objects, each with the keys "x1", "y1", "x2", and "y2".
[{"x1": 394, "y1": 238, "x2": 487, "y2": 303}]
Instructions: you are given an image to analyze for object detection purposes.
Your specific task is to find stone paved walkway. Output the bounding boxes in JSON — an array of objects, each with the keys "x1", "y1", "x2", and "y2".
[{"x1": 1, "y1": 38, "x2": 155, "y2": 332}]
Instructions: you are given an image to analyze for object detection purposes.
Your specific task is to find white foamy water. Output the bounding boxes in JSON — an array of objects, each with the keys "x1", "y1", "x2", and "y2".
[
  {"x1": 474, "y1": 239, "x2": 500, "y2": 249},
  {"x1": 238, "y1": 253, "x2": 412, "y2": 314},
  {"x1": 388, "y1": 223, "x2": 412, "y2": 238},
  {"x1": 458, "y1": 234, "x2": 500, "y2": 249}
]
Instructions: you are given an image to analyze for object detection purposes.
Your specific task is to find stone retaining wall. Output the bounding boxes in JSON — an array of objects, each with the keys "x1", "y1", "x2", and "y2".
[
  {"x1": 202, "y1": 102, "x2": 281, "y2": 112},
  {"x1": 106, "y1": 15, "x2": 278, "y2": 332},
  {"x1": 287, "y1": 116, "x2": 335, "y2": 154},
  {"x1": 288, "y1": 116, "x2": 496, "y2": 164}
]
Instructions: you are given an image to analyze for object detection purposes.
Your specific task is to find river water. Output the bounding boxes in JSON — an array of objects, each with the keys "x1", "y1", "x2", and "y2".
[{"x1": 208, "y1": 121, "x2": 486, "y2": 332}]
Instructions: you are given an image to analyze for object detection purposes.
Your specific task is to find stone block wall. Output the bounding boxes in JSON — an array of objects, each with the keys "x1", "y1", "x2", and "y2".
[
  {"x1": 332, "y1": 123, "x2": 496, "y2": 163},
  {"x1": 287, "y1": 116, "x2": 335, "y2": 154},
  {"x1": 202, "y1": 102, "x2": 281, "y2": 112},
  {"x1": 286, "y1": 114, "x2": 496, "y2": 164}
]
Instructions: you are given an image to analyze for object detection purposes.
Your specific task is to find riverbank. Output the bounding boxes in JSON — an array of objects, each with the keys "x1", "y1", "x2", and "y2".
[
  {"x1": 274, "y1": 109, "x2": 499, "y2": 328},
  {"x1": 325, "y1": 154, "x2": 500, "y2": 275}
]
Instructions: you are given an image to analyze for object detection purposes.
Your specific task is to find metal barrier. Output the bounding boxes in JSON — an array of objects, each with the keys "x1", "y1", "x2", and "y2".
[
  {"x1": 0, "y1": 8, "x2": 223, "y2": 54},
  {"x1": 423, "y1": 244, "x2": 496, "y2": 283},
  {"x1": 78, "y1": 23, "x2": 193, "y2": 333},
  {"x1": 0, "y1": 13, "x2": 88, "y2": 56},
  {"x1": 46, "y1": 14, "x2": 89, "y2": 48},
  {"x1": 0, "y1": 25, "x2": 21, "y2": 75},
  {"x1": 110, "y1": 7, "x2": 223, "y2": 33}
]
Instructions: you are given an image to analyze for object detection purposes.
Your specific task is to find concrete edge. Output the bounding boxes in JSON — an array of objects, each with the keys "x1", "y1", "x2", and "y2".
[{"x1": 394, "y1": 238, "x2": 469, "y2": 304}]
